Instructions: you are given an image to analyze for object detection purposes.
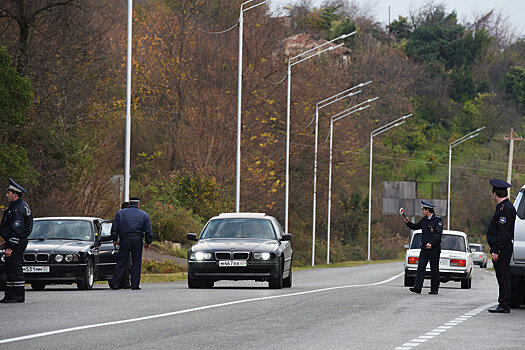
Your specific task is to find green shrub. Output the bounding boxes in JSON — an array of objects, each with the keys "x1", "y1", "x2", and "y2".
[
  {"x1": 141, "y1": 259, "x2": 185, "y2": 274},
  {"x1": 145, "y1": 201, "x2": 204, "y2": 243}
]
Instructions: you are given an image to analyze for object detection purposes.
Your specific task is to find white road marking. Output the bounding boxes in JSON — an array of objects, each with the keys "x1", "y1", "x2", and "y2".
[
  {"x1": 394, "y1": 302, "x2": 496, "y2": 349},
  {"x1": 0, "y1": 272, "x2": 404, "y2": 345}
]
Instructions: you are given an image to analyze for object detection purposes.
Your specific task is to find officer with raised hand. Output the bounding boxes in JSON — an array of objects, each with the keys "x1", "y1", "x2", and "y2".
[
  {"x1": 110, "y1": 197, "x2": 152, "y2": 290},
  {"x1": 486, "y1": 179, "x2": 515, "y2": 313},
  {"x1": 0, "y1": 179, "x2": 33, "y2": 303},
  {"x1": 404, "y1": 200, "x2": 443, "y2": 295}
]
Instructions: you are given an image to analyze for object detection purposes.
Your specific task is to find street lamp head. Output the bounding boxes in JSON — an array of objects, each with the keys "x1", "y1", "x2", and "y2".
[{"x1": 339, "y1": 31, "x2": 357, "y2": 39}]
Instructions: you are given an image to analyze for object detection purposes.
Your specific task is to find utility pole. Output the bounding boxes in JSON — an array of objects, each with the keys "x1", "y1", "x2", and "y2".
[{"x1": 505, "y1": 128, "x2": 523, "y2": 187}]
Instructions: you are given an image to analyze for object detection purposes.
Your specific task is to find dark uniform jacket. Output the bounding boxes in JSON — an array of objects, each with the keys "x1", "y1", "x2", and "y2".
[
  {"x1": 406, "y1": 214, "x2": 443, "y2": 249},
  {"x1": 110, "y1": 205, "x2": 153, "y2": 244},
  {"x1": 0, "y1": 198, "x2": 33, "y2": 251},
  {"x1": 486, "y1": 198, "x2": 515, "y2": 255}
]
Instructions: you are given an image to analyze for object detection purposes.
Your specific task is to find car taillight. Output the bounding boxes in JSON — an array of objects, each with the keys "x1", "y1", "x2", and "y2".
[
  {"x1": 450, "y1": 259, "x2": 466, "y2": 267},
  {"x1": 479, "y1": 255, "x2": 483, "y2": 259},
  {"x1": 408, "y1": 257, "x2": 419, "y2": 264}
]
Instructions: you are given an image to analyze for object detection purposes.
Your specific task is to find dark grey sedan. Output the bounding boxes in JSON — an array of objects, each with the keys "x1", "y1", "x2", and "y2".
[{"x1": 187, "y1": 213, "x2": 292, "y2": 289}]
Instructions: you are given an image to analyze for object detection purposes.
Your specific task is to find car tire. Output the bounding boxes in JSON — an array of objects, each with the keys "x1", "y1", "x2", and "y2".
[
  {"x1": 269, "y1": 261, "x2": 283, "y2": 289},
  {"x1": 283, "y1": 264, "x2": 292, "y2": 288},
  {"x1": 0, "y1": 280, "x2": 5, "y2": 291},
  {"x1": 77, "y1": 259, "x2": 94, "y2": 290},
  {"x1": 31, "y1": 282, "x2": 46, "y2": 291},
  {"x1": 202, "y1": 280, "x2": 214, "y2": 288},
  {"x1": 188, "y1": 276, "x2": 202, "y2": 289},
  {"x1": 461, "y1": 277, "x2": 472, "y2": 289},
  {"x1": 404, "y1": 274, "x2": 415, "y2": 287}
]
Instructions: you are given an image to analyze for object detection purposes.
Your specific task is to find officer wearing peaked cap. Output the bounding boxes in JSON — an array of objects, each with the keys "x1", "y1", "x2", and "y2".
[
  {"x1": 404, "y1": 200, "x2": 443, "y2": 295},
  {"x1": 487, "y1": 179, "x2": 515, "y2": 313},
  {"x1": 1, "y1": 179, "x2": 33, "y2": 303}
]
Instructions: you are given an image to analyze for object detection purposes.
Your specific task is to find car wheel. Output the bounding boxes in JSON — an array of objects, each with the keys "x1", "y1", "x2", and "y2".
[
  {"x1": 0, "y1": 280, "x2": 5, "y2": 291},
  {"x1": 283, "y1": 263, "x2": 292, "y2": 288},
  {"x1": 404, "y1": 273, "x2": 415, "y2": 287},
  {"x1": 188, "y1": 276, "x2": 202, "y2": 289},
  {"x1": 31, "y1": 282, "x2": 46, "y2": 291},
  {"x1": 77, "y1": 259, "x2": 94, "y2": 290},
  {"x1": 269, "y1": 261, "x2": 283, "y2": 289},
  {"x1": 202, "y1": 280, "x2": 214, "y2": 288},
  {"x1": 461, "y1": 277, "x2": 472, "y2": 289}
]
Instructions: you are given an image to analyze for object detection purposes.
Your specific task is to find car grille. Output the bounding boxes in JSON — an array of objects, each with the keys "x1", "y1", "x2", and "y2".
[
  {"x1": 233, "y1": 252, "x2": 249, "y2": 260},
  {"x1": 215, "y1": 252, "x2": 231, "y2": 260},
  {"x1": 24, "y1": 253, "x2": 49, "y2": 263},
  {"x1": 214, "y1": 252, "x2": 250, "y2": 260}
]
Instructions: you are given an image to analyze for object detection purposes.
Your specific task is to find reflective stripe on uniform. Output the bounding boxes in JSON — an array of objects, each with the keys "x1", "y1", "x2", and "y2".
[{"x1": 12, "y1": 281, "x2": 25, "y2": 286}]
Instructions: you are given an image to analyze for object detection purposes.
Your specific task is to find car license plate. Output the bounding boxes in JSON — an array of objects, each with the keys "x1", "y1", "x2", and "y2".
[
  {"x1": 439, "y1": 258, "x2": 448, "y2": 266},
  {"x1": 23, "y1": 266, "x2": 50, "y2": 273},
  {"x1": 219, "y1": 260, "x2": 247, "y2": 267}
]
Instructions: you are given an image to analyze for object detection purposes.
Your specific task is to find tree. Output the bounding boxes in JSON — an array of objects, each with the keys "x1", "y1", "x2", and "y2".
[{"x1": 504, "y1": 66, "x2": 525, "y2": 107}]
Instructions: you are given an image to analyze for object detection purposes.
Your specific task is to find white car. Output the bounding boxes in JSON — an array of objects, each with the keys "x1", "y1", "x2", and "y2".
[
  {"x1": 404, "y1": 229, "x2": 473, "y2": 289},
  {"x1": 469, "y1": 243, "x2": 488, "y2": 268}
]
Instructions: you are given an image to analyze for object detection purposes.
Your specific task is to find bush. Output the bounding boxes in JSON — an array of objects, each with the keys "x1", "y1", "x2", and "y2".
[
  {"x1": 145, "y1": 201, "x2": 204, "y2": 243},
  {"x1": 141, "y1": 259, "x2": 185, "y2": 274}
]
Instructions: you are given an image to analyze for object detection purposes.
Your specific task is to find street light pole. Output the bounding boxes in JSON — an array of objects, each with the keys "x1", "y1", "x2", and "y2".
[
  {"x1": 310, "y1": 81, "x2": 372, "y2": 266},
  {"x1": 367, "y1": 114, "x2": 412, "y2": 261},
  {"x1": 236, "y1": 0, "x2": 270, "y2": 213},
  {"x1": 124, "y1": 0, "x2": 132, "y2": 203},
  {"x1": 285, "y1": 31, "x2": 356, "y2": 235},
  {"x1": 326, "y1": 97, "x2": 378, "y2": 264},
  {"x1": 447, "y1": 126, "x2": 485, "y2": 230}
]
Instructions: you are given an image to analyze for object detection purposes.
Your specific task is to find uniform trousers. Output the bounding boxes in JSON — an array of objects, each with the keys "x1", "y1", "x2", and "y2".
[
  {"x1": 112, "y1": 236, "x2": 143, "y2": 289},
  {"x1": 4, "y1": 240, "x2": 27, "y2": 301},
  {"x1": 414, "y1": 247, "x2": 441, "y2": 292},
  {"x1": 493, "y1": 244, "x2": 512, "y2": 310}
]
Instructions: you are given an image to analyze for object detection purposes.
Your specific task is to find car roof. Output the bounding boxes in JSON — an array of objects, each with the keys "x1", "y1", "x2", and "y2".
[
  {"x1": 34, "y1": 217, "x2": 102, "y2": 222},
  {"x1": 412, "y1": 229, "x2": 467, "y2": 238},
  {"x1": 213, "y1": 213, "x2": 272, "y2": 220}
]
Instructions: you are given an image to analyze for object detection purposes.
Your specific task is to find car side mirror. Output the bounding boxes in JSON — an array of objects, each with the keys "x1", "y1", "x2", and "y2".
[
  {"x1": 281, "y1": 233, "x2": 292, "y2": 241},
  {"x1": 187, "y1": 233, "x2": 197, "y2": 241},
  {"x1": 404, "y1": 244, "x2": 409, "y2": 249}
]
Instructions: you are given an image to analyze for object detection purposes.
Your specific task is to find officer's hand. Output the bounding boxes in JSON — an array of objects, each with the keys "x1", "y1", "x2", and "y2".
[
  {"x1": 426, "y1": 243, "x2": 431, "y2": 249},
  {"x1": 5, "y1": 248, "x2": 12, "y2": 258},
  {"x1": 492, "y1": 253, "x2": 499, "y2": 262},
  {"x1": 144, "y1": 243, "x2": 151, "y2": 251},
  {"x1": 404, "y1": 217, "x2": 409, "y2": 223},
  {"x1": 113, "y1": 241, "x2": 119, "y2": 247}
]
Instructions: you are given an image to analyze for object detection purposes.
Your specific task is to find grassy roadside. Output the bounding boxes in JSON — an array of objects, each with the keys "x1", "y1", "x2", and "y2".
[{"x1": 139, "y1": 259, "x2": 403, "y2": 283}]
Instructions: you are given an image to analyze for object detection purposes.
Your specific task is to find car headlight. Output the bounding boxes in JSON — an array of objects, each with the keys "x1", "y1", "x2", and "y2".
[
  {"x1": 191, "y1": 252, "x2": 212, "y2": 260},
  {"x1": 55, "y1": 254, "x2": 64, "y2": 263},
  {"x1": 253, "y1": 252, "x2": 271, "y2": 260},
  {"x1": 65, "y1": 254, "x2": 74, "y2": 262}
]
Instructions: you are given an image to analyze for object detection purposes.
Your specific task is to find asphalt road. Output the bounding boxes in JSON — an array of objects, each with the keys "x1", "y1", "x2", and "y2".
[{"x1": 0, "y1": 262, "x2": 522, "y2": 350}]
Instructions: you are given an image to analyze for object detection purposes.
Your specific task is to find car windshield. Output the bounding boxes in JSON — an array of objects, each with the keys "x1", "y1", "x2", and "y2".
[
  {"x1": 29, "y1": 220, "x2": 93, "y2": 241},
  {"x1": 470, "y1": 245, "x2": 483, "y2": 252},
  {"x1": 200, "y1": 218, "x2": 277, "y2": 239},
  {"x1": 410, "y1": 233, "x2": 467, "y2": 252}
]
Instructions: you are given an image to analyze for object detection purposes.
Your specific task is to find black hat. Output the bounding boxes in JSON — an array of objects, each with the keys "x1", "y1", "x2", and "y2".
[
  {"x1": 129, "y1": 197, "x2": 140, "y2": 205},
  {"x1": 421, "y1": 200, "x2": 435, "y2": 209},
  {"x1": 489, "y1": 179, "x2": 510, "y2": 190},
  {"x1": 6, "y1": 178, "x2": 27, "y2": 193}
]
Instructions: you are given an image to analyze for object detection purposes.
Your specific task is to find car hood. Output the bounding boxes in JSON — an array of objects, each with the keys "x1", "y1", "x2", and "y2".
[
  {"x1": 193, "y1": 239, "x2": 279, "y2": 252},
  {"x1": 25, "y1": 240, "x2": 92, "y2": 254}
]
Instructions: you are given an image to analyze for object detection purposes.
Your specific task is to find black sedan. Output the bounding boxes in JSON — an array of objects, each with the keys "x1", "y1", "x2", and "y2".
[
  {"x1": 0, "y1": 217, "x2": 117, "y2": 291},
  {"x1": 187, "y1": 213, "x2": 292, "y2": 289}
]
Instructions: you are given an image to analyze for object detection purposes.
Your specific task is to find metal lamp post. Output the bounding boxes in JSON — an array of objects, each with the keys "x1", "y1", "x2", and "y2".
[
  {"x1": 326, "y1": 97, "x2": 378, "y2": 264},
  {"x1": 236, "y1": 0, "x2": 270, "y2": 213},
  {"x1": 285, "y1": 31, "x2": 356, "y2": 234},
  {"x1": 367, "y1": 113, "x2": 412, "y2": 261},
  {"x1": 447, "y1": 126, "x2": 486, "y2": 230},
  {"x1": 310, "y1": 81, "x2": 372, "y2": 266},
  {"x1": 124, "y1": 0, "x2": 132, "y2": 202}
]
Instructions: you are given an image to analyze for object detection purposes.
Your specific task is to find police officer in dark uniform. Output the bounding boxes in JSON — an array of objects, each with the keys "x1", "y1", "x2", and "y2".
[
  {"x1": 0, "y1": 179, "x2": 33, "y2": 303},
  {"x1": 405, "y1": 200, "x2": 443, "y2": 295},
  {"x1": 110, "y1": 197, "x2": 152, "y2": 290},
  {"x1": 486, "y1": 179, "x2": 515, "y2": 313},
  {"x1": 118, "y1": 201, "x2": 131, "y2": 289}
]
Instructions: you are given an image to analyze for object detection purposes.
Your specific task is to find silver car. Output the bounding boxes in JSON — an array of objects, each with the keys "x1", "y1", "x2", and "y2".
[{"x1": 469, "y1": 243, "x2": 488, "y2": 268}]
